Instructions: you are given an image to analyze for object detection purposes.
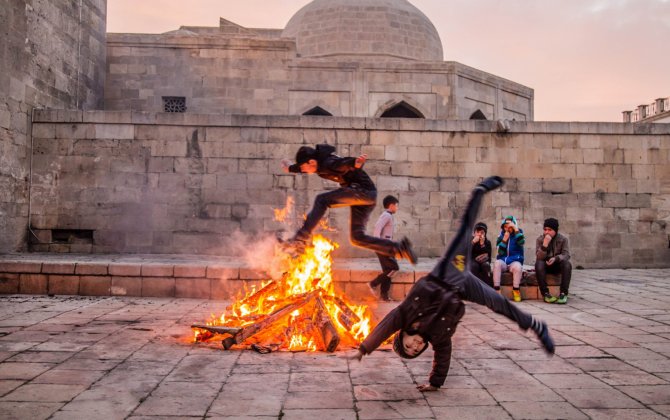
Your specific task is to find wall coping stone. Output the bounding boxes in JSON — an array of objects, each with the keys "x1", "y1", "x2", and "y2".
[{"x1": 31, "y1": 110, "x2": 670, "y2": 135}]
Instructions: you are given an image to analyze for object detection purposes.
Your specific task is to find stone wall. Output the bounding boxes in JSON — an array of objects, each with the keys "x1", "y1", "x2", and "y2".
[
  {"x1": 104, "y1": 33, "x2": 532, "y2": 121},
  {"x1": 0, "y1": 0, "x2": 107, "y2": 253},
  {"x1": 28, "y1": 111, "x2": 670, "y2": 268}
]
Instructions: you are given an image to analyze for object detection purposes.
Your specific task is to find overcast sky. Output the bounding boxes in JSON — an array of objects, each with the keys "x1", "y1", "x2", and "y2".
[{"x1": 107, "y1": 0, "x2": 669, "y2": 122}]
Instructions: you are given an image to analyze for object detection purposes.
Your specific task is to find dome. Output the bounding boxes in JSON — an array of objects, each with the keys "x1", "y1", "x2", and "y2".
[{"x1": 282, "y1": 0, "x2": 443, "y2": 62}]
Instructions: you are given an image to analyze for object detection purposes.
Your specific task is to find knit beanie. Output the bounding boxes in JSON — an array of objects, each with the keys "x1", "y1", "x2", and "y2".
[
  {"x1": 474, "y1": 222, "x2": 488, "y2": 234},
  {"x1": 543, "y1": 218, "x2": 559, "y2": 232}
]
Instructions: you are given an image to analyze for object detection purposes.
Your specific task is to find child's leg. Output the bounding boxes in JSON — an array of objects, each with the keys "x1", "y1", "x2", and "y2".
[
  {"x1": 510, "y1": 262, "x2": 523, "y2": 288},
  {"x1": 349, "y1": 204, "x2": 400, "y2": 257},
  {"x1": 378, "y1": 256, "x2": 398, "y2": 299},
  {"x1": 297, "y1": 187, "x2": 375, "y2": 239},
  {"x1": 492, "y1": 260, "x2": 507, "y2": 288},
  {"x1": 461, "y1": 272, "x2": 533, "y2": 329},
  {"x1": 559, "y1": 260, "x2": 572, "y2": 295}
]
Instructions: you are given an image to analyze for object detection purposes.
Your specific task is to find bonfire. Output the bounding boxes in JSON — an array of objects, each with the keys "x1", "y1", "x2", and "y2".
[{"x1": 191, "y1": 234, "x2": 372, "y2": 352}]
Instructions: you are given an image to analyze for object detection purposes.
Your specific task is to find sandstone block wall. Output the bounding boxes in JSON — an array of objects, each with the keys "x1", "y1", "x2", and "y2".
[
  {"x1": 104, "y1": 34, "x2": 532, "y2": 121},
  {"x1": 0, "y1": 0, "x2": 107, "y2": 253},
  {"x1": 28, "y1": 111, "x2": 670, "y2": 268}
]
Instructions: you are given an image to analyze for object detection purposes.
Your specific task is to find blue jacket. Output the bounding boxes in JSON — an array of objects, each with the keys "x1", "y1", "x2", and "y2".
[{"x1": 496, "y1": 229, "x2": 525, "y2": 265}]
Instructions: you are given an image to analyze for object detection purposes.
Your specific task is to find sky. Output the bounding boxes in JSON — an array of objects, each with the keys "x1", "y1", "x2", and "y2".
[{"x1": 106, "y1": 0, "x2": 670, "y2": 122}]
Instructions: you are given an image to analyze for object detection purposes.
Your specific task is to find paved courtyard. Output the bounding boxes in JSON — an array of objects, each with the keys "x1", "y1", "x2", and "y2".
[{"x1": 1, "y1": 268, "x2": 669, "y2": 419}]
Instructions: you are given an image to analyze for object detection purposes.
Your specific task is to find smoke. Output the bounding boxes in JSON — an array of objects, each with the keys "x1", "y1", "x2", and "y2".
[{"x1": 224, "y1": 229, "x2": 290, "y2": 281}]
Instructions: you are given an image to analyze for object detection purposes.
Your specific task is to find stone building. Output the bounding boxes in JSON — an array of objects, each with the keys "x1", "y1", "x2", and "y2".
[
  {"x1": 0, "y1": 0, "x2": 107, "y2": 253},
  {"x1": 1, "y1": 0, "x2": 669, "y2": 269},
  {"x1": 105, "y1": 0, "x2": 534, "y2": 121},
  {"x1": 623, "y1": 97, "x2": 670, "y2": 123}
]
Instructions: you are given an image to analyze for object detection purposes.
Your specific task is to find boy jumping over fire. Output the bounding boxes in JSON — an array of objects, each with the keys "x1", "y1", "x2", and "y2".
[
  {"x1": 351, "y1": 176, "x2": 555, "y2": 391},
  {"x1": 281, "y1": 144, "x2": 417, "y2": 264}
]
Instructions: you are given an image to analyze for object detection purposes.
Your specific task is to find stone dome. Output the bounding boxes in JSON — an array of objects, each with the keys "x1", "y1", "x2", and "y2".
[{"x1": 282, "y1": 0, "x2": 443, "y2": 61}]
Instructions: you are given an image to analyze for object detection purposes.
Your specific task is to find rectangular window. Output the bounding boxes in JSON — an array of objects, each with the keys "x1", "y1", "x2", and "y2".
[{"x1": 162, "y1": 96, "x2": 187, "y2": 113}]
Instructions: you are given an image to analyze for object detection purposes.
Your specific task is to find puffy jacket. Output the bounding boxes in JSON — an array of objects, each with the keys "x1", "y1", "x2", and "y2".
[
  {"x1": 359, "y1": 275, "x2": 465, "y2": 388},
  {"x1": 496, "y1": 229, "x2": 525, "y2": 265},
  {"x1": 288, "y1": 144, "x2": 375, "y2": 190}
]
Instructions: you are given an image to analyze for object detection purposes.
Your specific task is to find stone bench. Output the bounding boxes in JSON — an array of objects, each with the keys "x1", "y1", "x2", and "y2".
[
  {"x1": 497, "y1": 269, "x2": 562, "y2": 300},
  {"x1": 0, "y1": 254, "x2": 558, "y2": 301}
]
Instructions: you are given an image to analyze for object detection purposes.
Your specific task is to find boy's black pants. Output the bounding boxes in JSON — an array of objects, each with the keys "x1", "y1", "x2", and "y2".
[
  {"x1": 460, "y1": 271, "x2": 533, "y2": 330},
  {"x1": 370, "y1": 254, "x2": 399, "y2": 299},
  {"x1": 470, "y1": 260, "x2": 493, "y2": 288},
  {"x1": 535, "y1": 259, "x2": 572, "y2": 296},
  {"x1": 296, "y1": 186, "x2": 399, "y2": 257}
]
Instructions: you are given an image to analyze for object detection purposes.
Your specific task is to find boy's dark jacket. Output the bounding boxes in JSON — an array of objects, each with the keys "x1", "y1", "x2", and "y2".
[
  {"x1": 471, "y1": 238, "x2": 491, "y2": 262},
  {"x1": 358, "y1": 275, "x2": 465, "y2": 387},
  {"x1": 288, "y1": 144, "x2": 375, "y2": 190}
]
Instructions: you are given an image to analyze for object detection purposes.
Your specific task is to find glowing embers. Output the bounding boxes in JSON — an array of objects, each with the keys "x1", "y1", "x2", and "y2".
[{"x1": 192, "y1": 235, "x2": 371, "y2": 352}]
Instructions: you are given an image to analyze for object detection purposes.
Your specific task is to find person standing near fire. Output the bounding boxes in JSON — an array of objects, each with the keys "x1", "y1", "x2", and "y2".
[
  {"x1": 368, "y1": 195, "x2": 400, "y2": 301},
  {"x1": 281, "y1": 144, "x2": 417, "y2": 264}
]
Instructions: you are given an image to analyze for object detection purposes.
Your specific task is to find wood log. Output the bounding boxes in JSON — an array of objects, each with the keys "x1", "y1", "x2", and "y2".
[
  {"x1": 231, "y1": 291, "x2": 317, "y2": 346},
  {"x1": 191, "y1": 324, "x2": 242, "y2": 336},
  {"x1": 226, "y1": 280, "x2": 278, "y2": 311},
  {"x1": 323, "y1": 295, "x2": 361, "y2": 330},
  {"x1": 313, "y1": 297, "x2": 340, "y2": 352}
]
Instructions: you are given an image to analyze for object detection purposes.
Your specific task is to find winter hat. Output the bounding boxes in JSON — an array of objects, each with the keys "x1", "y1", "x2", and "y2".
[
  {"x1": 392, "y1": 330, "x2": 428, "y2": 359},
  {"x1": 500, "y1": 215, "x2": 517, "y2": 228},
  {"x1": 474, "y1": 222, "x2": 488, "y2": 234},
  {"x1": 543, "y1": 218, "x2": 559, "y2": 232}
]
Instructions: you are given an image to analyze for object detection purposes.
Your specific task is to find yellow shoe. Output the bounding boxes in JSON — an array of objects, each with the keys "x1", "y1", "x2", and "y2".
[{"x1": 512, "y1": 289, "x2": 521, "y2": 302}]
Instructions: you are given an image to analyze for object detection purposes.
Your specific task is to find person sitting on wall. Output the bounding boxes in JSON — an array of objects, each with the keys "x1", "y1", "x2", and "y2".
[
  {"x1": 350, "y1": 176, "x2": 554, "y2": 392},
  {"x1": 492, "y1": 216, "x2": 525, "y2": 302},
  {"x1": 470, "y1": 222, "x2": 492, "y2": 287},
  {"x1": 535, "y1": 218, "x2": 572, "y2": 304},
  {"x1": 281, "y1": 144, "x2": 417, "y2": 264}
]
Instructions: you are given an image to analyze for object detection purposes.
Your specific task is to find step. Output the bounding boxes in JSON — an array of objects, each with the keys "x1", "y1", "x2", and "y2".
[{"x1": 0, "y1": 254, "x2": 557, "y2": 300}]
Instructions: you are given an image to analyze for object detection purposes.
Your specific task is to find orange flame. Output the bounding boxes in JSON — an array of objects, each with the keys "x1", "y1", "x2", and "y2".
[
  {"x1": 193, "y1": 234, "x2": 372, "y2": 351},
  {"x1": 273, "y1": 196, "x2": 294, "y2": 222}
]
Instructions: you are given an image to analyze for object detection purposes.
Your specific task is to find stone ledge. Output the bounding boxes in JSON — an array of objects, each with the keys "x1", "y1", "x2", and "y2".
[
  {"x1": 0, "y1": 254, "x2": 556, "y2": 300},
  {"x1": 30, "y1": 110, "x2": 670, "y2": 135}
]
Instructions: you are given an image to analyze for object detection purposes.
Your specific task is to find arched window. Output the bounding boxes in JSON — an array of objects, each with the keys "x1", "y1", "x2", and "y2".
[
  {"x1": 303, "y1": 106, "x2": 333, "y2": 116},
  {"x1": 469, "y1": 109, "x2": 487, "y2": 120},
  {"x1": 380, "y1": 101, "x2": 424, "y2": 118}
]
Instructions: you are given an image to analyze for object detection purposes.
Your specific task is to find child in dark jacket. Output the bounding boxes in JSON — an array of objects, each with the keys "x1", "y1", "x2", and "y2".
[
  {"x1": 282, "y1": 144, "x2": 416, "y2": 264},
  {"x1": 470, "y1": 222, "x2": 492, "y2": 287},
  {"x1": 351, "y1": 177, "x2": 554, "y2": 392}
]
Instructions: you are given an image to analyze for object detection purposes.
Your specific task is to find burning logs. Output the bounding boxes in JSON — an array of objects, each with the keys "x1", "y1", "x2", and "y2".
[
  {"x1": 313, "y1": 297, "x2": 340, "y2": 352},
  {"x1": 191, "y1": 235, "x2": 372, "y2": 352}
]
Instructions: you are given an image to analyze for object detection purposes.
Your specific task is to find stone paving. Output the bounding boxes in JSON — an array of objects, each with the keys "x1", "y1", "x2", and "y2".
[{"x1": 0, "y1": 268, "x2": 669, "y2": 419}]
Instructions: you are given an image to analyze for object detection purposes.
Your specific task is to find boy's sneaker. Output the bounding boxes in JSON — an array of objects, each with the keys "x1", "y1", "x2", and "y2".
[
  {"x1": 543, "y1": 293, "x2": 557, "y2": 304},
  {"x1": 397, "y1": 237, "x2": 418, "y2": 265},
  {"x1": 556, "y1": 293, "x2": 568, "y2": 304},
  {"x1": 512, "y1": 289, "x2": 521, "y2": 302},
  {"x1": 530, "y1": 318, "x2": 555, "y2": 355},
  {"x1": 277, "y1": 236, "x2": 307, "y2": 255}
]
